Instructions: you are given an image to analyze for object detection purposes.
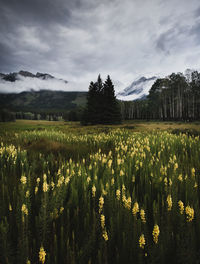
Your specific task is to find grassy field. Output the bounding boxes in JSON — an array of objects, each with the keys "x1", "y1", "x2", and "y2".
[{"x1": 0, "y1": 120, "x2": 200, "y2": 263}]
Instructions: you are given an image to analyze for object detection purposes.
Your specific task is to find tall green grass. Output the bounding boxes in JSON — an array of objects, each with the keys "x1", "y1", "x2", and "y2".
[{"x1": 0, "y1": 127, "x2": 200, "y2": 263}]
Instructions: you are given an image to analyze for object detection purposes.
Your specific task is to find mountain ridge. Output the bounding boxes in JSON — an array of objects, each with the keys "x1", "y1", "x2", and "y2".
[{"x1": 0, "y1": 70, "x2": 68, "y2": 83}]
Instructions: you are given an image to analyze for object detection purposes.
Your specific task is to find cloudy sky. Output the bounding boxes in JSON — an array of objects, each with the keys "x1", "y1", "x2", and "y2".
[{"x1": 1, "y1": 0, "x2": 200, "y2": 90}]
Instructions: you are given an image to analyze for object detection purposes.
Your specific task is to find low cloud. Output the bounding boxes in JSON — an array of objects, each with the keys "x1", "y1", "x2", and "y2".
[
  {"x1": 0, "y1": 0, "x2": 200, "y2": 86},
  {"x1": 0, "y1": 76, "x2": 87, "y2": 93}
]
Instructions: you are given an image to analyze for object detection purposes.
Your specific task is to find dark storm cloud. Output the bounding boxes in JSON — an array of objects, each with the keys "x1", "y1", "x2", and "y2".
[{"x1": 0, "y1": 0, "x2": 200, "y2": 90}]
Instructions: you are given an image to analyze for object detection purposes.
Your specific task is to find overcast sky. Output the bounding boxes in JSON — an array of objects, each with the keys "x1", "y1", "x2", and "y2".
[{"x1": 1, "y1": 0, "x2": 200, "y2": 90}]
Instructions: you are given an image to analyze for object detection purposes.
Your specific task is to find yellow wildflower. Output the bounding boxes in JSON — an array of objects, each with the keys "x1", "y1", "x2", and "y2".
[
  {"x1": 39, "y1": 246, "x2": 46, "y2": 264},
  {"x1": 43, "y1": 182, "x2": 49, "y2": 192},
  {"x1": 20, "y1": 175, "x2": 27, "y2": 185},
  {"x1": 65, "y1": 177, "x2": 70, "y2": 185},
  {"x1": 100, "y1": 214, "x2": 105, "y2": 229},
  {"x1": 174, "y1": 163, "x2": 178, "y2": 170},
  {"x1": 21, "y1": 204, "x2": 28, "y2": 215},
  {"x1": 167, "y1": 195, "x2": 172, "y2": 211},
  {"x1": 140, "y1": 209, "x2": 146, "y2": 223},
  {"x1": 132, "y1": 202, "x2": 139, "y2": 216},
  {"x1": 116, "y1": 189, "x2": 121, "y2": 200},
  {"x1": 92, "y1": 185, "x2": 96, "y2": 197},
  {"x1": 102, "y1": 230, "x2": 108, "y2": 241},
  {"x1": 43, "y1": 173, "x2": 47, "y2": 181},
  {"x1": 152, "y1": 224, "x2": 160, "y2": 244},
  {"x1": 35, "y1": 186, "x2": 38, "y2": 194},
  {"x1": 178, "y1": 200, "x2": 184, "y2": 214},
  {"x1": 185, "y1": 206, "x2": 194, "y2": 222},
  {"x1": 178, "y1": 174, "x2": 183, "y2": 182},
  {"x1": 191, "y1": 168, "x2": 195, "y2": 177},
  {"x1": 124, "y1": 196, "x2": 132, "y2": 210},
  {"x1": 99, "y1": 196, "x2": 104, "y2": 213},
  {"x1": 108, "y1": 159, "x2": 112, "y2": 168},
  {"x1": 111, "y1": 178, "x2": 115, "y2": 186},
  {"x1": 60, "y1": 207, "x2": 64, "y2": 214},
  {"x1": 9, "y1": 203, "x2": 12, "y2": 211},
  {"x1": 120, "y1": 170, "x2": 124, "y2": 176},
  {"x1": 139, "y1": 234, "x2": 145, "y2": 249},
  {"x1": 87, "y1": 177, "x2": 91, "y2": 183},
  {"x1": 169, "y1": 179, "x2": 172, "y2": 186},
  {"x1": 36, "y1": 178, "x2": 40, "y2": 184}
]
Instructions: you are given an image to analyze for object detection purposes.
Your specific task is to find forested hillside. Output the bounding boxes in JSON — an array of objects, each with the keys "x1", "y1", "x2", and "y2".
[
  {"x1": 0, "y1": 90, "x2": 87, "y2": 121},
  {"x1": 120, "y1": 71, "x2": 200, "y2": 121}
]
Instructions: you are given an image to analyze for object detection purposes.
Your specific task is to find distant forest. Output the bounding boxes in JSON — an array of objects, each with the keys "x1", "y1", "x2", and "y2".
[
  {"x1": 1, "y1": 70, "x2": 200, "y2": 122},
  {"x1": 120, "y1": 70, "x2": 200, "y2": 121}
]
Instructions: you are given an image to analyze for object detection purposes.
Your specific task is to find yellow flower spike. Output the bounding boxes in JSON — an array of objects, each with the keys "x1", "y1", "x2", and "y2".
[
  {"x1": 178, "y1": 200, "x2": 184, "y2": 214},
  {"x1": 102, "y1": 229, "x2": 108, "y2": 241},
  {"x1": 167, "y1": 195, "x2": 172, "y2": 211},
  {"x1": 152, "y1": 224, "x2": 160, "y2": 244},
  {"x1": 107, "y1": 159, "x2": 112, "y2": 168},
  {"x1": 87, "y1": 177, "x2": 91, "y2": 183},
  {"x1": 100, "y1": 214, "x2": 105, "y2": 229},
  {"x1": 9, "y1": 203, "x2": 12, "y2": 211},
  {"x1": 39, "y1": 246, "x2": 46, "y2": 264},
  {"x1": 43, "y1": 173, "x2": 47, "y2": 181},
  {"x1": 185, "y1": 206, "x2": 194, "y2": 222},
  {"x1": 178, "y1": 174, "x2": 183, "y2": 182},
  {"x1": 60, "y1": 207, "x2": 64, "y2": 214},
  {"x1": 116, "y1": 189, "x2": 121, "y2": 200},
  {"x1": 120, "y1": 170, "x2": 124, "y2": 176},
  {"x1": 21, "y1": 204, "x2": 28, "y2": 216},
  {"x1": 20, "y1": 175, "x2": 27, "y2": 185},
  {"x1": 99, "y1": 196, "x2": 104, "y2": 213},
  {"x1": 132, "y1": 202, "x2": 139, "y2": 216},
  {"x1": 43, "y1": 182, "x2": 49, "y2": 192},
  {"x1": 139, "y1": 234, "x2": 145, "y2": 249},
  {"x1": 140, "y1": 209, "x2": 146, "y2": 223},
  {"x1": 191, "y1": 168, "x2": 195, "y2": 177},
  {"x1": 92, "y1": 185, "x2": 96, "y2": 197},
  {"x1": 174, "y1": 163, "x2": 178, "y2": 170},
  {"x1": 36, "y1": 178, "x2": 40, "y2": 184},
  {"x1": 35, "y1": 186, "x2": 38, "y2": 194}
]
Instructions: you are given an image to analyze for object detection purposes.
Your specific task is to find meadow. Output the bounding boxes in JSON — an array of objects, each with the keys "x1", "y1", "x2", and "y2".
[{"x1": 0, "y1": 120, "x2": 200, "y2": 264}]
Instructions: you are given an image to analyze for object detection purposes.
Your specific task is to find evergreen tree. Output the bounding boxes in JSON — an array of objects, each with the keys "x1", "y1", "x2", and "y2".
[
  {"x1": 102, "y1": 75, "x2": 122, "y2": 124},
  {"x1": 82, "y1": 75, "x2": 121, "y2": 125}
]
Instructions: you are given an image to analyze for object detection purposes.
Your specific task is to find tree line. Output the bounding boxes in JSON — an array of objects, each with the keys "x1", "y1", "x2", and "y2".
[
  {"x1": 1, "y1": 70, "x2": 200, "y2": 123},
  {"x1": 120, "y1": 70, "x2": 200, "y2": 121}
]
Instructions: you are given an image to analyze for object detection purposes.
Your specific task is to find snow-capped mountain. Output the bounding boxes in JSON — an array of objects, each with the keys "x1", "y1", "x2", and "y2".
[
  {"x1": 0, "y1": 70, "x2": 71, "y2": 93},
  {"x1": 0, "y1": 70, "x2": 67, "y2": 83},
  {"x1": 116, "y1": 76, "x2": 157, "y2": 101}
]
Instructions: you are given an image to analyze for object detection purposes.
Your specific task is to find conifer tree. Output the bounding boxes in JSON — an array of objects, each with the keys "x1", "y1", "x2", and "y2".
[
  {"x1": 102, "y1": 75, "x2": 122, "y2": 124},
  {"x1": 82, "y1": 75, "x2": 121, "y2": 125}
]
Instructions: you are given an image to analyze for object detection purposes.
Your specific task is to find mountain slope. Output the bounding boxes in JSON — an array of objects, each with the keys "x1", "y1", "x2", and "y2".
[
  {"x1": 117, "y1": 76, "x2": 157, "y2": 101},
  {"x1": 0, "y1": 90, "x2": 87, "y2": 113}
]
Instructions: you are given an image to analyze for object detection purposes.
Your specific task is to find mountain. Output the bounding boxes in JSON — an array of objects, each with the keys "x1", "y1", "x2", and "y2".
[
  {"x1": 0, "y1": 90, "x2": 87, "y2": 113},
  {"x1": 0, "y1": 70, "x2": 67, "y2": 83},
  {"x1": 116, "y1": 76, "x2": 157, "y2": 101}
]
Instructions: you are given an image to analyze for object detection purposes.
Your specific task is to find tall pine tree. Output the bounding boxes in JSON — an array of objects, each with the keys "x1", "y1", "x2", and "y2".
[
  {"x1": 82, "y1": 75, "x2": 121, "y2": 125},
  {"x1": 102, "y1": 75, "x2": 122, "y2": 124}
]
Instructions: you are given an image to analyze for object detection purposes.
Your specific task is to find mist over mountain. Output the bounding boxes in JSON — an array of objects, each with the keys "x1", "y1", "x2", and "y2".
[
  {"x1": 0, "y1": 70, "x2": 90, "y2": 94},
  {"x1": 117, "y1": 76, "x2": 158, "y2": 101}
]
